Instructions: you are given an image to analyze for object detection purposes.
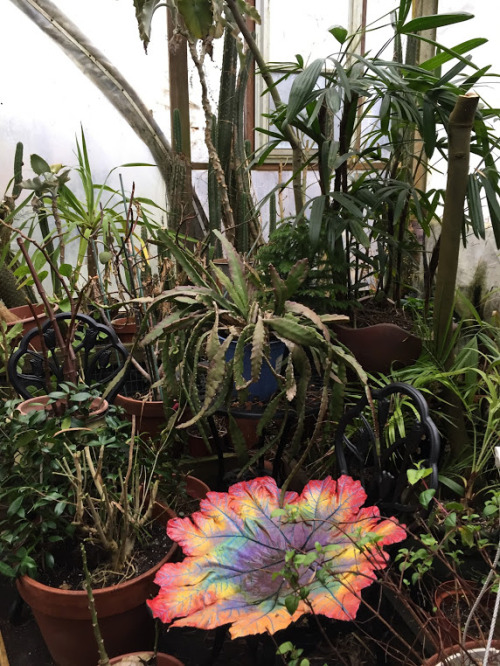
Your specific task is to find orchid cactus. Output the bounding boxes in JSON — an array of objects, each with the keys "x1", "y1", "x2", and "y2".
[{"x1": 148, "y1": 475, "x2": 406, "y2": 637}]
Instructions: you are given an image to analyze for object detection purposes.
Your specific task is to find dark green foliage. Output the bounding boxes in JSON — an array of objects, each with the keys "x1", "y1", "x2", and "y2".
[{"x1": 254, "y1": 221, "x2": 347, "y2": 314}]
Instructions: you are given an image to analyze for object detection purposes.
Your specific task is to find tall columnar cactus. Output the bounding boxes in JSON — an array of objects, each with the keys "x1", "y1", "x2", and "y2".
[{"x1": 0, "y1": 142, "x2": 31, "y2": 307}]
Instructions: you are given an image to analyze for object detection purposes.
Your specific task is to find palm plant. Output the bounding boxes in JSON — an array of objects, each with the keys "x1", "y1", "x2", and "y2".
[{"x1": 259, "y1": 2, "x2": 500, "y2": 308}]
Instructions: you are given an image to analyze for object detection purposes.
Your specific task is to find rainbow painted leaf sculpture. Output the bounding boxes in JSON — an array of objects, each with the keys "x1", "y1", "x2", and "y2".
[{"x1": 148, "y1": 475, "x2": 406, "y2": 637}]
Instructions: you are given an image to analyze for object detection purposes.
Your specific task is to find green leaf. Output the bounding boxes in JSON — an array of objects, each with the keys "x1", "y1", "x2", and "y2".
[
  {"x1": 467, "y1": 174, "x2": 485, "y2": 240},
  {"x1": 267, "y1": 317, "x2": 324, "y2": 349},
  {"x1": 328, "y1": 25, "x2": 348, "y2": 44},
  {"x1": 283, "y1": 58, "x2": 325, "y2": 129},
  {"x1": 285, "y1": 594, "x2": 299, "y2": 616},
  {"x1": 7, "y1": 496, "x2": 23, "y2": 516},
  {"x1": 419, "y1": 489, "x2": 436, "y2": 508},
  {"x1": 399, "y1": 13, "x2": 473, "y2": 35},
  {"x1": 277, "y1": 642, "x2": 294, "y2": 655},
  {"x1": 422, "y1": 97, "x2": 436, "y2": 159},
  {"x1": 177, "y1": 0, "x2": 214, "y2": 40},
  {"x1": 0, "y1": 561, "x2": 16, "y2": 578},
  {"x1": 420, "y1": 38, "x2": 487, "y2": 72},
  {"x1": 212, "y1": 230, "x2": 249, "y2": 317},
  {"x1": 30, "y1": 153, "x2": 51, "y2": 175},
  {"x1": 479, "y1": 174, "x2": 500, "y2": 248},
  {"x1": 309, "y1": 196, "x2": 326, "y2": 250},
  {"x1": 133, "y1": 0, "x2": 163, "y2": 50},
  {"x1": 59, "y1": 263, "x2": 73, "y2": 277}
]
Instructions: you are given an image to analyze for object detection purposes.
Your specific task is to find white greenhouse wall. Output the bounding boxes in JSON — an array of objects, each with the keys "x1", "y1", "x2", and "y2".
[{"x1": 1, "y1": 0, "x2": 500, "y2": 310}]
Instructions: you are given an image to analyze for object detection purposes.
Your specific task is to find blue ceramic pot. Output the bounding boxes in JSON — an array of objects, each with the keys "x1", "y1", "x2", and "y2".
[{"x1": 223, "y1": 337, "x2": 286, "y2": 401}]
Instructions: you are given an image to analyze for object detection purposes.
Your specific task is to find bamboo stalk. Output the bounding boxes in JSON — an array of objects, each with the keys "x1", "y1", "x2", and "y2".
[{"x1": 432, "y1": 93, "x2": 479, "y2": 363}]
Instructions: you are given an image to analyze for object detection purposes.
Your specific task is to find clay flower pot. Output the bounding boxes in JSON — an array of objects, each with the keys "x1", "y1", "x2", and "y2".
[
  {"x1": 111, "y1": 316, "x2": 138, "y2": 345},
  {"x1": 17, "y1": 395, "x2": 109, "y2": 421},
  {"x1": 434, "y1": 580, "x2": 498, "y2": 647},
  {"x1": 6, "y1": 303, "x2": 59, "y2": 350},
  {"x1": 329, "y1": 321, "x2": 422, "y2": 374},
  {"x1": 17, "y1": 479, "x2": 209, "y2": 666},
  {"x1": 114, "y1": 393, "x2": 169, "y2": 441}
]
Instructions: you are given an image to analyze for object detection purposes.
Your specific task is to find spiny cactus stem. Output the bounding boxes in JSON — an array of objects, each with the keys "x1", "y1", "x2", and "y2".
[{"x1": 188, "y1": 40, "x2": 235, "y2": 237}]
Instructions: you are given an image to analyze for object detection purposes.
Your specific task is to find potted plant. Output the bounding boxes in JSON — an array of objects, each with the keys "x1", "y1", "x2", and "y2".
[
  {"x1": 252, "y1": 6, "x2": 500, "y2": 373},
  {"x1": 0, "y1": 395, "x2": 208, "y2": 666},
  {"x1": 142, "y1": 229, "x2": 366, "y2": 473}
]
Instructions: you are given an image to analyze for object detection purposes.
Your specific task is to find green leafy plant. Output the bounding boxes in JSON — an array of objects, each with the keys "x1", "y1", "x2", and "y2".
[
  {"x1": 2, "y1": 129, "x2": 163, "y2": 312},
  {"x1": 142, "y1": 229, "x2": 366, "y2": 476},
  {"x1": 0, "y1": 391, "x2": 173, "y2": 581},
  {"x1": 259, "y1": 3, "x2": 500, "y2": 309}
]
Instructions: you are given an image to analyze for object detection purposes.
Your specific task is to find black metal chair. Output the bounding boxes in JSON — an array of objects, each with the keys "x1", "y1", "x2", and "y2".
[
  {"x1": 333, "y1": 382, "x2": 440, "y2": 519},
  {"x1": 7, "y1": 312, "x2": 129, "y2": 403}
]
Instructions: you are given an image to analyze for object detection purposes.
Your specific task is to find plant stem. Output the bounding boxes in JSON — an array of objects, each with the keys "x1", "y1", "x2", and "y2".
[
  {"x1": 432, "y1": 93, "x2": 479, "y2": 364},
  {"x1": 225, "y1": 0, "x2": 305, "y2": 217},
  {"x1": 81, "y1": 544, "x2": 110, "y2": 666}
]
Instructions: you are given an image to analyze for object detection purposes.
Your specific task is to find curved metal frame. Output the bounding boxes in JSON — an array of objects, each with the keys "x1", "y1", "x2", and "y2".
[
  {"x1": 7, "y1": 312, "x2": 129, "y2": 403},
  {"x1": 333, "y1": 382, "x2": 441, "y2": 516}
]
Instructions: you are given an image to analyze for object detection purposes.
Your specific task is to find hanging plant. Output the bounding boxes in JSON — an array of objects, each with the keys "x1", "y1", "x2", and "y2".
[{"x1": 148, "y1": 475, "x2": 406, "y2": 637}]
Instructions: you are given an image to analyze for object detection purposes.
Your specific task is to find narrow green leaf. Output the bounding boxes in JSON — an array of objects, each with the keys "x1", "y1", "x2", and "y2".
[
  {"x1": 212, "y1": 230, "x2": 249, "y2": 317},
  {"x1": 420, "y1": 38, "x2": 488, "y2": 72},
  {"x1": 479, "y1": 174, "x2": 500, "y2": 248},
  {"x1": 400, "y1": 13, "x2": 473, "y2": 35},
  {"x1": 309, "y1": 196, "x2": 326, "y2": 251},
  {"x1": 467, "y1": 174, "x2": 485, "y2": 239},
  {"x1": 422, "y1": 97, "x2": 436, "y2": 159},
  {"x1": 251, "y1": 317, "x2": 266, "y2": 383}
]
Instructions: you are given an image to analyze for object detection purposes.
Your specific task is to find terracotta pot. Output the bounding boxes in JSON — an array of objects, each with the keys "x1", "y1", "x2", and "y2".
[
  {"x1": 423, "y1": 640, "x2": 500, "y2": 666},
  {"x1": 17, "y1": 395, "x2": 109, "y2": 423},
  {"x1": 17, "y1": 503, "x2": 177, "y2": 666},
  {"x1": 17, "y1": 479, "x2": 209, "y2": 666},
  {"x1": 114, "y1": 394, "x2": 168, "y2": 441},
  {"x1": 329, "y1": 321, "x2": 422, "y2": 374},
  {"x1": 434, "y1": 580, "x2": 498, "y2": 647},
  {"x1": 184, "y1": 474, "x2": 210, "y2": 500},
  {"x1": 111, "y1": 316, "x2": 138, "y2": 345},
  {"x1": 232, "y1": 414, "x2": 263, "y2": 450},
  {"x1": 109, "y1": 652, "x2": 184, "y2": 665},
  {"x1": 7, "y1": 303, "x2": 59, "y2": 350}
]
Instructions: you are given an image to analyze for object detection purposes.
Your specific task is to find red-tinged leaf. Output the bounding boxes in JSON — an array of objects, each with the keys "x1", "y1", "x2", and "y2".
[{"x1": 148, "y1": 476, "x2": 406, "y2": 637}]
